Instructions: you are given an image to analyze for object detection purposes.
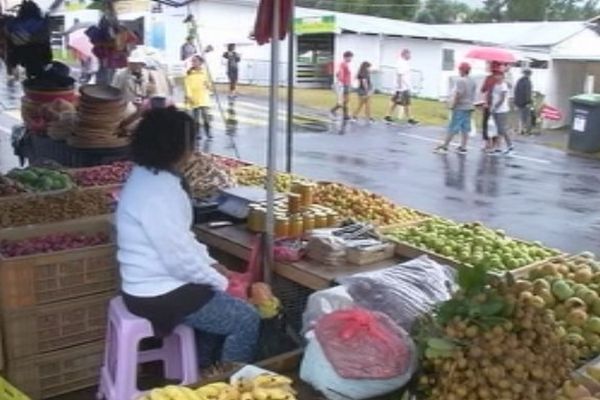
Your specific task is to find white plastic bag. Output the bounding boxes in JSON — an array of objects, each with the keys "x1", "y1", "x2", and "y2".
[
  {"x1": 469, "y1": 117, "x2": 477, "y2": 138},
  {"x1": 487, "y1": 117, "x2": 498, "y2": 138},
  {"x1": 300, "y1": 328, "x2": 417, "y2": 400},
  {"x1": 302, "y1": 286, "x2": 354, "y2": 334}
]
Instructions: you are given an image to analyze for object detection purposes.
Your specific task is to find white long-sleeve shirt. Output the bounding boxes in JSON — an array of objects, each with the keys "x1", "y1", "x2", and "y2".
[{"x1": 116, "y1": 166, "x2": 228, "y2": 297}]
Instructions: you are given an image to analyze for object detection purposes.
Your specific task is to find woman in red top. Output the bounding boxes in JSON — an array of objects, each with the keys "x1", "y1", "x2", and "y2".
[{"x1": 480, "y1": 61, "x2": 504, "y2": 149}]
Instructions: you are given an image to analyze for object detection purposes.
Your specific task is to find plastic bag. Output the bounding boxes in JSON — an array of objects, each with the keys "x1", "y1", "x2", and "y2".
[
  {"x1": 302, "y1": 285, "x2": 354, "y2": 333},
  {"x1": 339, "y1": 256, "x2": 456, "y2": 331},
  {"x1": 487, "y1": 117, "x2": 498, "y2": 138},
  {"x1": 469, "y1": 117, "x2": 477, "y2": 138},
  {"x1": 300, "y1": 311, "x2": 417, "y2": 400},
  {"x1": 315, "y1": 308, "x2": 413, "y2": 379}
]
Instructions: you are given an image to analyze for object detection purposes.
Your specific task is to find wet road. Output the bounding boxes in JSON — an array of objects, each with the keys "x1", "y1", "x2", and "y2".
[{"x1": 1, "y1": 86, "x2": 599, "y2": 254}]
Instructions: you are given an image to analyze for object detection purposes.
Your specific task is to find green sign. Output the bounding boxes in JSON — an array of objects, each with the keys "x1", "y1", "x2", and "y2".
[{"x1": 295, "y1": 16, "x2": 336, "y2": 35}]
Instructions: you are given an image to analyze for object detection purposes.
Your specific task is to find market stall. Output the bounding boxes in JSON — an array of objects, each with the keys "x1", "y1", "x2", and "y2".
[{"x1": 1, "y1": 150, "x2": 600, "y2": 400}]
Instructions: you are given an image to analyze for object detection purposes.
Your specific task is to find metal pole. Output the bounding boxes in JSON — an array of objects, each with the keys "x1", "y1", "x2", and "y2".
[
  {"x1": 285, "y1": 0, "x2": 295, "y2": 173},
  {"x1": 265, "y1": 0, "x2": 280, "y2": 284}
]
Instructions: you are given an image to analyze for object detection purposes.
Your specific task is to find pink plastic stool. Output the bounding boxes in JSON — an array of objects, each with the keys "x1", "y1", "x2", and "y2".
[{"x1": 98, "y1": 296, "x2": 199, "y2": 400}]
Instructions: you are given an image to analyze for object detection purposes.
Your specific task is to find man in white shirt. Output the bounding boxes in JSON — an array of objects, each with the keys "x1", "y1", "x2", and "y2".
[
  {"x1": 490, "y1": 71, "x2": 514, "y2": 155},
  {"x1": 385, "y1": 49, "x2": 418, "y2": 125}
]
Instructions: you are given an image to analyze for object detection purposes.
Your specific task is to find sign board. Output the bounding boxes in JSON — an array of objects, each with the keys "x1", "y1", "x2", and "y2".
[
  {"x1": 114, "y1": 0, "x2": 151, "y2": 14},
  {"x1": 294, "y1": 15, "x2": 336, "y2": 35}
]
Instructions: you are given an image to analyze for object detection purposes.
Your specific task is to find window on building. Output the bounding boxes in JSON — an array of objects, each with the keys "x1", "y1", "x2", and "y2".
[{"x1": 442, "y1": 49, "x2": 455, "y2": 71}]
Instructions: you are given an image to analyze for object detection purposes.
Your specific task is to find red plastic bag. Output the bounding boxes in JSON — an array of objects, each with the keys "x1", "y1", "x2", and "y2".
[
  {"x1": 314, "y1": 308, "x2": 412, "y2": 379},
  {"x1": 226, "y1": 234, "x2": 262, "y2": 299}
]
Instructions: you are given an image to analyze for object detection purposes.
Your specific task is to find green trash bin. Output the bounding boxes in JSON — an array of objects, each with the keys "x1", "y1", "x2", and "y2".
[{"x1": 569, "y1": 94, "x2": 600, "y2": 153}]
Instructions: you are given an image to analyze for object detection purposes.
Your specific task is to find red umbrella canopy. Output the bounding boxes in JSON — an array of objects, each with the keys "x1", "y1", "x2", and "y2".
[
  {"x1": 465, "y1": 46, "x2": 517, "y2": 64},
  {"x1": 253, "y1": 0, "x2": 293, "y2": 45}
]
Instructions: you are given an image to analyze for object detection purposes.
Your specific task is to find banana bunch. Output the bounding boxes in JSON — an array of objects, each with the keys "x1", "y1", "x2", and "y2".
[
  {"x1": 138, "y1": 374, "x2": 296, "y2": 400},
  {"x1": 140, "y1": 385, "x2": 199, "y2": 400},
  {"x1": 255, "y1": 297, "x2": 281, "y2": 319},
  {"x1": 424, "y1": 337, "x2": 458, "y2": 359},
  {"x1": 233, "y1": 373, "x2": 297, "y2": 400}
]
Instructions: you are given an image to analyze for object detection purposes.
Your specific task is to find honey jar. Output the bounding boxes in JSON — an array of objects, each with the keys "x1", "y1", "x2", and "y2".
[
  {"x1": 275, "y1": 218, "x2": 289, "y2": 238},
  {"x1": 315, "y1": 213, "x2": 328, "y2": 229},
  {"x1": 288, "y1": 193, "x2": 301, "y2": 214},
  {"x1": 303, "y1": 213, "x2": 315, "y2": 232},
  {"x1": 327, "y1": 212, "x2": 339, "y2": 227},
  {"x1": 289, "y1": 216, "x2": 304, "y2": 237}
]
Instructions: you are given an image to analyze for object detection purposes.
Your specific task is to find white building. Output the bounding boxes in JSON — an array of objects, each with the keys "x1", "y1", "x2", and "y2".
[{"x1": 49, "y1": 0, "x2": 600, "y2": 126}]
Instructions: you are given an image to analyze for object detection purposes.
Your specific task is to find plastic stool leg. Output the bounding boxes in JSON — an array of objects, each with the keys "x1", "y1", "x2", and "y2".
[
  {"x1": 114, "y1": 330, "x2": 143, "y2": 400},
  {"x1": 175, "y1": 327, "x2": 199, "y2": 384},
  {"x1": 163, "y1": 334, "x2": 183, "y2": 381}
]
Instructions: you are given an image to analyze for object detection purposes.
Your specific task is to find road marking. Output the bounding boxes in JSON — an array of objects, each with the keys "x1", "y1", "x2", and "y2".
[
  {"x1": 396, "y1": 131, "x2": 551, "y2": 165},
  {"x1": 235, "y1": 101, "x2": 329, "y2": 123}
]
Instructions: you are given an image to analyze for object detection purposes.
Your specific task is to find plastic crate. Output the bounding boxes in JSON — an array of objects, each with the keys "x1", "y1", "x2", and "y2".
[
  {"x1": 272, "y1": 274, "x2": 314, "y2": 334},
  {"x1": 0, "y1": 216, "x2": 118, "y2": 311},
  {"x1": 0, "y1": 375, "x2": 31, "y2": 400},
  {"x1": 2, "y1": 291, "x2": 113, "y2": 360},
  {"x1": 5, "y1": 341, "x2": 104, "y2": 399}
]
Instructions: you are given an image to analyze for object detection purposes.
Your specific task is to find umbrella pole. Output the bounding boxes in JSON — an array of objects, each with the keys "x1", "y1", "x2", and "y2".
[
  {"x1": 265, "y1": 0, "x2": 281, "y2": 284},
  {"x1": 285, "y1": 0, "x2": 295, "y2": 173}
]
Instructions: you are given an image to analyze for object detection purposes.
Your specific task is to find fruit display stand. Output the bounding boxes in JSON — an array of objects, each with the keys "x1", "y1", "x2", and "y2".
[{"x1": 0, "y1": 216, "x2": 118, "y2": 399}]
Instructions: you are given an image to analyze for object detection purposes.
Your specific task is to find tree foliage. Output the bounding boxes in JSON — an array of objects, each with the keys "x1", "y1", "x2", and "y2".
[{"x1": 296, "y1": 0, "x2": 600, "y2": 22}]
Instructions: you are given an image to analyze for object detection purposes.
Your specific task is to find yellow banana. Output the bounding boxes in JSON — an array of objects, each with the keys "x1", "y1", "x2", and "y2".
[
  {"x1": 252, "y1": 373, "x2": 293, "y2": 389},
  {"x1": 240, "y1": 393, "x2": 253, "y2": 400},
  {"x1": 219, "y1": 387, "x2": 240, "y2": 400},
  {"x1": 196, "y1": 382, "x2": 231, "y2": 398},
  {"x1": 164, "y1": 385, "x2": 198, "y2": 400},
  {"x1": 261, "y1": 388, "x2": 296, "y2": 400},
  {"x1": 148, "y1": 388, "x2": 171, "y2": 400},
  {"x1": 252, "y1": 387, "x2": 269, "y2": 400},
  {"x1": 233, "y1": 377, "x2": 253, "y2": 393}
]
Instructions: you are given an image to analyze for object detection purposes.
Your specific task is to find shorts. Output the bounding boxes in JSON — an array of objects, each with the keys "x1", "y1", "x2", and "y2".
[
  {"x1": 357, "y1": 87, "x2": 371, "y2": 97},
  {"x1": 493, "y1": 112, "x2": 509, "y2": 135},
  {"x1": 227, "y1": 69, "x2": 239, "y2": 83},
  {"x1": 449, "y1": 110, "x2": 472, "y2": 135},
  {"x1": 334, "y1": 84, "x2": 350, "y2": 101},
  {"x1": 392, "y1": 90, "x2": 411, "y2": 106}
]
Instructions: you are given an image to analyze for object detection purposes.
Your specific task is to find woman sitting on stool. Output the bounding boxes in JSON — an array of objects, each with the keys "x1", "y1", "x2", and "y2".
[{"x1": 116, "y1": 107, "x2": 259, "y2": 364}]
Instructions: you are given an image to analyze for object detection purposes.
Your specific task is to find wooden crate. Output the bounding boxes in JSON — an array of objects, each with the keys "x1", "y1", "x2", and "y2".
[
  {"x1": 2, "y1": 291, "x2": 113, "y2": 360},
  {"x1": 0, "y1": 216, "x2": 118, "y2": 311},
  {"x1": 346, "y1": 243, "x2": 395, "y2": 266},
  {"x1": 4, "y1": 341, "x2": 104, "y2": 399}
]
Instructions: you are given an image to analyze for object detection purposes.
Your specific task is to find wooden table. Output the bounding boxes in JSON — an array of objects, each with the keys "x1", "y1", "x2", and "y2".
[
  {"x1": 194, "y1": 223, "x2": 401, "y2": 290},
  {"x1": 274, "y1": 258, "x2": 400, "y2": 291},
  {"x1": 194, "y1": 223, "x2": 255, "y2": 261}
]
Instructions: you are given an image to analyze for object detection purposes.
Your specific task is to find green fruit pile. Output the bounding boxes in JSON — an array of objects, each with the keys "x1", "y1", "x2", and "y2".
[
  {"x1": 8, "y1": 167, "x2": 74, "y2": 192},
  {"x1": 232, "y1": 166, "x2": 307, "y2": 192},
  {"x1": 524, "y1": 253, "x2": 600, "y2": 360},
  {"x1": 385, "y1": 218, "x2": 558, "y2": 271}
]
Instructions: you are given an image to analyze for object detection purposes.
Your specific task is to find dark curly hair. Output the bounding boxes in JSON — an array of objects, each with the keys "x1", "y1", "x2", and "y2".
[{"x1": 131, "y1": 107, "x2": 196, "y2": 171}]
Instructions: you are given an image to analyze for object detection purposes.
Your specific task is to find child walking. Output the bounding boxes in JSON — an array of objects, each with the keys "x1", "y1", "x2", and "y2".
[{"x1": 185, "y1": 55, "x2": 213, "y2": 140}]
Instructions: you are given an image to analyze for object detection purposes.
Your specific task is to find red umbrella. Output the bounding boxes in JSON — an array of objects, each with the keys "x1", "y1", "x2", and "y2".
[
  {"x1": 253, "y1": 0, "x2": 293, "y2": 45},
  {"x1": 465, "y1": 46, "x2": 517, "y2": 63},
  {"x1": 68, "y1": 29, "x2": 94, "y2": 60}
]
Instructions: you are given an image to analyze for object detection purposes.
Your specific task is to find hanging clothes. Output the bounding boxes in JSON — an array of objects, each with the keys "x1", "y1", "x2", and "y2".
[{"x1": 6, "y1": 0, "x2": 51, "y2": 78}]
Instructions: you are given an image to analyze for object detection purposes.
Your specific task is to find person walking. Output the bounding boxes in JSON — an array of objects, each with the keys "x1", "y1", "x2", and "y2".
[
  {"x1": 480, "y1": 61, "x2": 502, "y2": 150},
  {"x1": 222, "y1": 44, "x2": 241, "y2": 98},
  {"x1": 180, "y1": 36, "x2": 197, "y2": 61},
  {"x1": 112, "y1": 53, "x2": 155, "y2": 105},
  {"x1": 184, "y1": 55, "x2": 212, "y2": 140},
  {"x1": 489, "y1": 71, "x2": 514, "y2": 155},
  {"x1": 514, "y1": 68, "x2": 533, "y2": 135},
  {"x1": 384, "y1": 49, "x2": 417, "y2": 125},
  {"x1": 435, "y1": 62, "x2": 477, "y2": 154},
  {"x1": 351, "y1": 61, "x2": 374, "y2": 123},
  {"x1": 330, "y1": 50, "x2": 353, "y2": 121}
]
